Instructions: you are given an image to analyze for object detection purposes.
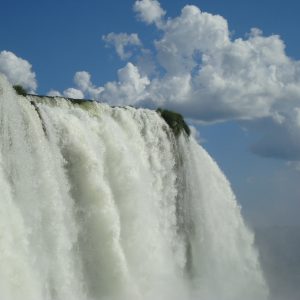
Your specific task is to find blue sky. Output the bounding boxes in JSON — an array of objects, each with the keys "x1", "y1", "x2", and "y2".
[{"x1": 1, "y1": 0, "x2": 300, "y2": 227}]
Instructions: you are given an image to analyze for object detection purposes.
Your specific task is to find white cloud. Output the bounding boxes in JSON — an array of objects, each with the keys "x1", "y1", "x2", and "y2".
[
  {"x1": 0, "y1": 50, "x2": 37, "y2": 92},
  {"x1": 47, "y1": 90, "x2": 62, "y2": 97},
  {"x1": 74, "y1": 71, "x2": 103, "y2": 99},
  {"x1": 52, "y1": 1, "x2": 300, "y2": 162},
  {"x1": 52, "y1": 64, "x2": 149, "y2": 105},
  {"x1": 2, "y1": 2, "x2": 299, "y2": 163},
  {"x1": 103, "y1": 33, "x2": 142, "y2": 60},
  {"x1": 144, "y1": 4, "x2": 298, "y2": 123},
  {"x1": 155, "y1": 5, "x2": 230, "y2": 74},
  {"x1": 74, "y1": 71, "x2": 91, "y2": 91},
  {"x1": 63, "y1": 88, "x2": 84, "y2": 99},
  {"x1": 134, "y1": 0, "x2": 165, "y2": 26},
  {"x1": 148, "y1": 73, "x2": 192, "y2": 106},
  {"x1": 136, "y1": 48, "x2": 157, "y2": 77},
  {"x1": 100, "y1": 62, "x2": 150, "y2": 105}
]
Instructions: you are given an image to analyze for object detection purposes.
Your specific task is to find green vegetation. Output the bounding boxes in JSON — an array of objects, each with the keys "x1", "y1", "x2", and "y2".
[
  {"x1": 29, "y1": 94, "x2": 93, "y2": 105},
  {"x1": 156, "y1": 108, "x2": 190, "y2": 137},
  {"x1": 13, "y1": 85, "x2": 27, "y2": 96}
]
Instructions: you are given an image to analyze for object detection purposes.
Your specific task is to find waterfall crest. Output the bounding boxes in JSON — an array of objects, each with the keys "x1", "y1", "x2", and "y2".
[{"x1": 0, "y1": 76, "x2": 268, "y2": 300}]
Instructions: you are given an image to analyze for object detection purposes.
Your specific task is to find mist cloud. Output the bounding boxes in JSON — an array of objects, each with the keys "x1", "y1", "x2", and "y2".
[{"x1": 133, "y1": 0, "x2": 165, "y2": 26}]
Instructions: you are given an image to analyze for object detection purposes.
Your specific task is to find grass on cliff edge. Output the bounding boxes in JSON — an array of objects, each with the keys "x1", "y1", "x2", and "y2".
[
  {"x1": 156, "y1": 108, "x2": 190, "y2": 137},
  {"x1": 13, "y1": 85, "x2": 27, "y2": 96},
  {"x1": 12, "y1": 85, "x2": 190, "y2": 137}
]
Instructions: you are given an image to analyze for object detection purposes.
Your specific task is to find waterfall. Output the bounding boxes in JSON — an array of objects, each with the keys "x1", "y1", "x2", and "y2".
[{"x1": 0, "y1": 75, "x2": 269, "y2": 300}]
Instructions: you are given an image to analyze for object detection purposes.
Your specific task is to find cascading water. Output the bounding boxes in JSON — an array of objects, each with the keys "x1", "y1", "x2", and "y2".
[{"x1": 0, "y1": 75, "x2": 269, "y2": 300}]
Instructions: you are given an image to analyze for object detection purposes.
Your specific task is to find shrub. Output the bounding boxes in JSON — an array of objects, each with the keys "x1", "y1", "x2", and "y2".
[
  {"x1": 13, "y1": 85, "x2": 27, "y2": 96},
  {"x1": 156, "y1": 108, "x2": 190, "y2": 137}
]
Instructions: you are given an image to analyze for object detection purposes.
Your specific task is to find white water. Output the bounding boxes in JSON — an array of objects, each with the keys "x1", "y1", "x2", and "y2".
[{"x1": 0, "y1": 75, "x2": 269, "y2": 300}]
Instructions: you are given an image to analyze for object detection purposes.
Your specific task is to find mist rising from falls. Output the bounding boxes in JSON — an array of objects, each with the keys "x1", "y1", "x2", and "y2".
[{"x1": 0, "y1": 76, "x2": 269, "y2": 300}]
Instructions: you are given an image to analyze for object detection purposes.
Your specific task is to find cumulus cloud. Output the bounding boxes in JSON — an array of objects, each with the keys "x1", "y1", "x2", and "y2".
[
  {"x1": 74, "y1": 71, "x2": 103, "y2": 99},
  {"x1": 100, "y1": 62, "x2": 150, "y2": 105},
  {"x1": 63, "y1": 88, "x2": 84, "y2": 99},
  {"x1": 47, "y1": 90, "x2": 62, "y2": 97},
  {"x1": 131, "y1": 3, "x2": 300, "y2": 161},
  {"x1": 2, "y1": 2, "x2": 299, "y2": 163},
  {"x1": 0, "y1": 50, "x2": 37, "y2": 92},
  {"x1": 52, "y1": 1, "x2": 300, "y2": 162},
  {"x1": 144, "y1": 5, "x2": 298, "y2": 123},
  {"x1": 103, "y1": 33, "x2": 142, "y2": 60},
  {"x1": 133, "y1": 0, "x2": 165, "y2": 26},
  {"x1": 55, "y1": 64, "x2": 149, "y2": 105},
  {"x1": 155, "y1": 5, "x2": 230, "y2": 75}
]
